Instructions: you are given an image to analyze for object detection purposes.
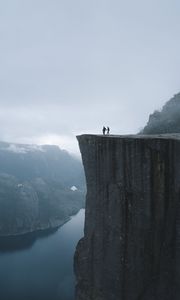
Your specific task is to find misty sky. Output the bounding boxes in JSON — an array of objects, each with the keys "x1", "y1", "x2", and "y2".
[{"x1": 0, "y1": 0, "x2": 180, "y2": 155}]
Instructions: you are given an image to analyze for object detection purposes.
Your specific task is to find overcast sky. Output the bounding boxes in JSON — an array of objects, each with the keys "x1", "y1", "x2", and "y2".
[{"x1": 0, "y1": 0, "x2": 180, "y2": 155}]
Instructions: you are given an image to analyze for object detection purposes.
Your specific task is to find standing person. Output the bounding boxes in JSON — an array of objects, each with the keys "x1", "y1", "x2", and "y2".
[
  {"x1": 107, "y1": 126, "x2": 110, "y2": 134},
  {"x1": 102, "y1": 126, "x2": 106, "y2": 135}
]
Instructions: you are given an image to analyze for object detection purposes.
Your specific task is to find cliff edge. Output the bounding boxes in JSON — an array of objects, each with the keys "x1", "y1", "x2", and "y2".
[{"x1": 74, "y1": 134, "x2": 180, "y2": 300}]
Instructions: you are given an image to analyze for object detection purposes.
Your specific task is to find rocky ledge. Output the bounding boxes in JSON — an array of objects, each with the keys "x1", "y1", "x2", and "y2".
[{"x1": 74, "y1": 134, "x2": 180, "y2": 300}]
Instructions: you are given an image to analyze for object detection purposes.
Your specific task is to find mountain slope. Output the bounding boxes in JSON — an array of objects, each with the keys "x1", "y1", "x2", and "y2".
[
  {"x1": 141, "y1": 93, "x2": 180, "y2": 134},
  {"x1": 0, "y1": 142, "x2": 85, "y2": 236}
]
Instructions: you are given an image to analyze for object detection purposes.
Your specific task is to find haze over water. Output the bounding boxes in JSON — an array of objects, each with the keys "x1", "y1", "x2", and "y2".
[{"x1": 0, "y1": 209, "x2": 85, "y2": 300}]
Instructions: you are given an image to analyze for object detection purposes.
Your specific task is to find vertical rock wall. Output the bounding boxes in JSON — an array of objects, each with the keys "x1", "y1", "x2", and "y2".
[{"x1": 74, "y1": 134, "x2": 180, "y2": 300}]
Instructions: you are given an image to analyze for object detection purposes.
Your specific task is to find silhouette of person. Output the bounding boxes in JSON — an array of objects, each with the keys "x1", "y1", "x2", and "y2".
[
  {"x1": 102, "y1": 126, "x2": 106, "y2": 135},
  {"x1": 107, "y1": 127, "x2": 110, "y2": 134}
]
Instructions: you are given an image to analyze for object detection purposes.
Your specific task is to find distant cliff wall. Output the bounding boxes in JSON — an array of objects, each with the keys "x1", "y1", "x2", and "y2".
[
  {"x1": 74, "y1": 134, "x2": 180, "y2": 300},
  {"x1": 0, "y1": 142, "x2": 85, "y2": 236}
]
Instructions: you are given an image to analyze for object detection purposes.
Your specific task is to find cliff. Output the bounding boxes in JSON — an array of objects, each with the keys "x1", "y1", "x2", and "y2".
[
  {"x1": 0, "y1": 142, "x2": 85, "y2": 236},
  {"x1": 141, "y1": 93, "x2": 180, "y2": 134},
  {"x1": 74, "y1": 134, "x2": 180, "y2": 300}
]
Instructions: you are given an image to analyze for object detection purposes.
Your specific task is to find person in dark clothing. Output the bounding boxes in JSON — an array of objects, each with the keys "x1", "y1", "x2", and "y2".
[
  {"x1": 107, "y1": 126, "x2": 110, "y2": 134},
  {"x1": 102, "y1": 126, "x2": 106, "y2": 135}
]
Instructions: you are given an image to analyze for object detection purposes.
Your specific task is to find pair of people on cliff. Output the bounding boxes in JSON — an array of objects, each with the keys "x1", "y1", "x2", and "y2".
[{"x1": 102, "y1": 126, "x2": 110, "y2": 135}]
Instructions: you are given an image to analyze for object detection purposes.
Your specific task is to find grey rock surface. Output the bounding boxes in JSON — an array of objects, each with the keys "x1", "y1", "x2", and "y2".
[
  {"x1": 75, "y1": 134, "x2": 180, "y2": 300},
  {"x1": 141, "y1": 93, "x2": 180, "y2": 134}
]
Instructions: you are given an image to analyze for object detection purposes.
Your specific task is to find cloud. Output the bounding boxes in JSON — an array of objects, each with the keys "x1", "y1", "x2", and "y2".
[
  {"x1": 0, "y1": 0, "x2": 180, "y2": 153},
  {"x1": 1, "y1": 143, "x2": 45, "y2": 154}
]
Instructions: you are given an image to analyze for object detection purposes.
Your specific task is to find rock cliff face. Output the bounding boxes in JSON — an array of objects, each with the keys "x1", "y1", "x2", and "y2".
[
  {"x1": 141, "y1": 93, "x2": 180, "y2": 134},
  {"x1": 75, "y1": 134, "x2": 180, "y2": 300}
]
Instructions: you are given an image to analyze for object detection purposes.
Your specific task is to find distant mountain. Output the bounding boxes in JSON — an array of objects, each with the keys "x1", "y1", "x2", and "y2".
[
  {"x1": 141, "y1": 93, "x2": 180, "y2": 134},
  {"x1": 0, "y1": 142, "x2": 85, "y2": 236}
]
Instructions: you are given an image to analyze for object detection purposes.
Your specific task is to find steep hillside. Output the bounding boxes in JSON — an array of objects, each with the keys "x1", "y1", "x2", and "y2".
[
  {"x1": 0, "y1": 142, "x2": 85, "y2": 236},
  {"x1": 142, "y1": 93, "x2": 180, "y2": 134}
]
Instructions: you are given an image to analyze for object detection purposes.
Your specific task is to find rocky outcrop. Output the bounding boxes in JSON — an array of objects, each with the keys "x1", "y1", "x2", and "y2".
[
  {"x1": 74, "y1": 134, "x2": 180, "y2": 300},
  {"x1": 141, "y1": 93, "x2": 180, "y2": 134}
]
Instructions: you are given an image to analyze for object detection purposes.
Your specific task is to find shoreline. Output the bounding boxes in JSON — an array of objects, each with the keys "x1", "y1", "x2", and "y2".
[{"x1": 0, "y1": 208, "x2": 84, "y2": 238}]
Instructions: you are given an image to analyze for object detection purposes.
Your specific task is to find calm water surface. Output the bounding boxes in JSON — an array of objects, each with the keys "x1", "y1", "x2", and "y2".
[{"x1": 0, "y1": 209, "x2": 85, "y2": 300}]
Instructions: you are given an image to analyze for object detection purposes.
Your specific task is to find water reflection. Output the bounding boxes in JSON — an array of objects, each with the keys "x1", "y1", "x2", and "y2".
[{"x1": 0, "y1": 209, "x2": 85, "y2": 300}]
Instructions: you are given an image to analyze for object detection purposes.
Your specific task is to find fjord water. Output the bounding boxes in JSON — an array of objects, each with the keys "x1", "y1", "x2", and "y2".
[{"x1": 0, "y1": 209, "x2": 85, "y2": 300}]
